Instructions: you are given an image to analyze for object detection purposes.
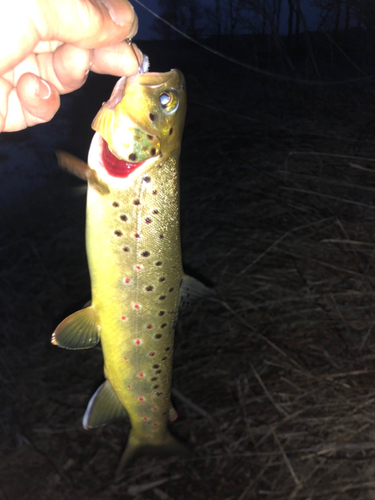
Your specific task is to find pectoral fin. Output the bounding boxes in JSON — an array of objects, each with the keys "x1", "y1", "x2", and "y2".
[
  {"x1": 179, "y1": 274, "x2": 212, "y2": 312},
  {"x1": 56, "y1": 150, "x2": 109, "y2": 194},
  {"x1": 52, "y1": 306, "x2": 100, "y2": 349},
  {"x1": 83, "y1": 380, "x2": 128, "y2": 430}
]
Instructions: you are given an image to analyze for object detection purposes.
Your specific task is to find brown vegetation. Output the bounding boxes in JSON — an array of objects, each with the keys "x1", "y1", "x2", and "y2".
[{"x1": 2, "y1": 32, "x2": 375, "y2": 499}]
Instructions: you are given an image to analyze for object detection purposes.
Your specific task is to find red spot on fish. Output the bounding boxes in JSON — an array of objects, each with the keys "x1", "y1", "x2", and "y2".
[
  {"x1": 153, "y1": 407, "x2": 158, "y2": 411},
  {"x1": 146, "y1": 435, "x2": 151, "y2": 438},
  {"x1": 153, "y1": 422, "x2": 158, "y2": 426},
  {"x1": 149, "y1": 352, "x2": 155, "y2": 356},
  {"x1": 136, "y1": 265, "x2": 141, "y2": 270},
  {"x1": 134, "y1": 304, "x2": 140, "y2": 309},
  {"x1": 147, "y1": 324, "x2": 153, "y2": 329},
  {"x1": 121, "y1": 316, "x2": 127, "y2": 321},
  {"x1": 139, "y1": 397, "x2": 145, "y2": 402},
  {"x1": 127, "y1": 385, "x2": 130, "y2": 389},
  {"x1": 138, "y1": 373, "x2": 144, "y2": 378},
  {"x1": 123, "y1": 357, "x2": 128, "y2": 361},
  {"x1": 135, "y1": 233, "x2": 140, "y2": 238},
  {"x1": 124, "y1": 278, "x2": 130, "y2": 284},
  {"x1": 102, "y1": 137, "x2": 145, "y2": 178},
  {"x1": 134, "y1": 339, "x2": 141, "y2": 345},
  {"x1": 143, "y1": 417, "x2": 148, "y2": 421}
]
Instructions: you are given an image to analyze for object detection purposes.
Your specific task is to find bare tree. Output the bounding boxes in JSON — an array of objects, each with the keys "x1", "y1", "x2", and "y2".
[
  {"x1": 151, "y1": 0, "x2": 203, "y2": 39},
  {"x1": 205, "y1": 0, "x2": 244, "y2": 38}
]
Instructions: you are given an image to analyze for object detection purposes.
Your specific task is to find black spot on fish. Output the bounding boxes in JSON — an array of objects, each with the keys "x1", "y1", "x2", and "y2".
[
  {"x1": 155, "y1": 261, "x2": 162, "y2": 266},
  {"x1": 153, "y1": 364, "x2": 159, "y2": 369},
  {"x1": 112, "y1": 202, "x2": 119, "y2": 207},
  {"x1": 156, "y1": 392, "x2": 162, "y2": 396},
  {"x1": 159, "y1": 295, "x2": 166, "y2": 301},
  {"x1": 159, "y1": 277, "x2": 165, "y2": 282},
  {"x1": 155, "y1": 334, "x2": 162, "y2": 339},
  {"x1": 133, "y1": 199, "x2": 140, "y2": 205},
  {"x1": 145, "y1": 217, "x2": 152, "y2": 224},
  {"x1": 123, "y1": 246, "x2": 129, "y2": 252},
  {"x1": 169, "y1": 288, "x2": 174, "y2": 293},
  {"x1": 165, "y1": 347, "x2": 171, "y2": 352},
  {"x1": 149, "y1": 113, "x2": 155, "y2": 122},
  {"x1": 143, "y1": 176, "x2": 151, "y2": 183},
  {"x1": 150, "y1": 148, "x2": 156, "y2": 155},
  {"x1": 134, "y1": 233, "x2": 140, "y2": 238},
  {"x1": 142, "y1": 251, "x2": 150, "y2": 257},
  {"x1": 120, "y1": 215, "x2": 127, "y2": 221},
  {"x1": 161, "y1": 323, "x2": 167, "y2": 328},
  {"x1": 145, "y1": 285, "x2": 153, "y2": 291},
  {"x1": 129, "y1": 153, "x2": 137, "y2": 161},
  {"x1": 151, "y1": 377, "x2": 157, "y2": 381},
  {"x1": 153, "y1": 210, "x2": 159, "y2": 215},
  {"x1": 159, "y1": 234, "x2": 164, "y2": 239},
  {"x1": 153, "y1": 385, "x2": 159, "y2": 389},
  {"x1": 169, "y1": 127, "x2": 173, "y2": 135},
  {"x1": 147, "y1": 134, "x2": 153, "y2": 140},
  {"x1": 152, "y1": 190, "x2": 157, "y2": 195},
  {"x1": 114, "y1": 230, "x2": 122, "y2": 237},
  {"x1": 162, "y1": 356, "x2": 167, "y2": 361},
  {"x1": 155, "y1": 369, "x2": 162, "y2": 374},
  {"x1": 159, "y1": 311, "x2": 165, "y2": 316}
]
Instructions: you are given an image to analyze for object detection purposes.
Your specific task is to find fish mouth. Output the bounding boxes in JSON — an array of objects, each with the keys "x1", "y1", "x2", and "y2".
[{"x1": 100, "y1": 136, "x2": 148, "y2": 178}]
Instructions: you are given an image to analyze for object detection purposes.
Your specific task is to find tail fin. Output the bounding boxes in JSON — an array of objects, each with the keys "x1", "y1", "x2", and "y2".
[{"x1": 115, "y1": 429, "x2": 188, "y2": 478}]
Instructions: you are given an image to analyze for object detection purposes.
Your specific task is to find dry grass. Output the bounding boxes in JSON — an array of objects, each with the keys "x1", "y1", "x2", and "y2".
[{"x1": 2, "y1": 42, "x2": 375, "y2": 499}]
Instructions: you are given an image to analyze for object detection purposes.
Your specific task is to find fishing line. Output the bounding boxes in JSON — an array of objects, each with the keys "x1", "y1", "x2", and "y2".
[
  {"x1": 132, "y1": 0, "x2": 375, "y2": 86},
  {"x1": 126, "y1": 37, "x2": 141, "y2": 68}
]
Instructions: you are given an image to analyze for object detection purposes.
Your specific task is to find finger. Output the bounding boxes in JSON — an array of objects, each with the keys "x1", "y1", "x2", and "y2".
[
  {"x1": 0, "y1": 0, "x2": 138, "y2": 76},
  {"x1": 90, "y1": 42, "x2": 143, "y2": 76},
  {"x1": 0, "y1": 76, "x2": 13, "y2": 132},
  {"x1": 37, "y1": 45, "x2": 92, "y2": 94},
  {"x1": 3, "y1": 73, "x2": 60, "y2": 132},
  {"x1": 36, "y1": 0, "x2": 138, "y2": 48}
]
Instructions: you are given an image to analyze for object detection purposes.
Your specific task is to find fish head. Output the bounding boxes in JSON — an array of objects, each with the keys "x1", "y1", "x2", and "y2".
[{"x1": 89, "y1": 69, "x2": 186, "y2": 184}]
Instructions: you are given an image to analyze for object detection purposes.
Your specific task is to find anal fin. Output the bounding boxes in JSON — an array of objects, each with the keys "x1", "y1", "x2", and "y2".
[
  {"x1": 83, "y1": 380, "x2": 128, "y2": 430},
  {"x1": 52, "y1": 306, "x2": 100, "y2": 349}
]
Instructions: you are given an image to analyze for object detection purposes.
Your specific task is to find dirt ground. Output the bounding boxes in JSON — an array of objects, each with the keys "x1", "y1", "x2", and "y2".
[{"x1": 2, "y1": 38, "x2": 375, "y2": 499}]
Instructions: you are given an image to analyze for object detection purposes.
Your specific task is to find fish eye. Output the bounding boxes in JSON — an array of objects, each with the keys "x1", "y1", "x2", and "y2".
[{"x1": 159, "y1": 90, "x2": 179, "y2": 114}]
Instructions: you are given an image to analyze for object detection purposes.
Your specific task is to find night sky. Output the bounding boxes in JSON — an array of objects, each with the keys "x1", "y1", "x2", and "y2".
[{"x1": 133, "y1": 0, "x2": 160, "y2": 40}]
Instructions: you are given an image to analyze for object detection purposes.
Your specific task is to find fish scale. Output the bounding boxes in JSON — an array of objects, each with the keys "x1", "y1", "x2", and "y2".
[{"x1": 52, "y1": 68, "x2": 210, "y2": 474}]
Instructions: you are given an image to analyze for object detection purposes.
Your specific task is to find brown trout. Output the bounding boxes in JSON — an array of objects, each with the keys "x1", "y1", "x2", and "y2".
[{"x1": 52, "y1": 67, "x2": 208, "y2": 472}]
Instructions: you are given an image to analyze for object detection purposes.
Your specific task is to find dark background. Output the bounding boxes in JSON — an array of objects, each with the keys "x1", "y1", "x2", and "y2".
[{"x1": 2, "y1": 1, "x2": 375, "y2": 498}]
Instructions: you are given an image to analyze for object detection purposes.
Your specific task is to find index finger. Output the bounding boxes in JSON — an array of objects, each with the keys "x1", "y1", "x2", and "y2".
[{"x1": 0, "y1": 0, "x2": 138, "y2": 74}]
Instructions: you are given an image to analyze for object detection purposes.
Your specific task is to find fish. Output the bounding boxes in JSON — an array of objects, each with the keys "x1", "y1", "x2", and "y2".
[{"x1": 52, "y1": 66, "x2": 209, "y2": 474}]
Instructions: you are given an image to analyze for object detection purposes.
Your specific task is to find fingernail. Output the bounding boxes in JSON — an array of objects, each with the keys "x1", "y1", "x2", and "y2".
[
  {"x1": 38, "y1": 79, "x2": 51, "y2": 100},
  {"x1": 101, "y1": 0, "x2": 137, "y2": 28}
]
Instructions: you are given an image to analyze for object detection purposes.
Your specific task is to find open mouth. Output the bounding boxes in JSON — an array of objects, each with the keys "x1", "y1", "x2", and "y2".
[{"x1": 101, "y1": 136, "x2": 146, "y2": 178}]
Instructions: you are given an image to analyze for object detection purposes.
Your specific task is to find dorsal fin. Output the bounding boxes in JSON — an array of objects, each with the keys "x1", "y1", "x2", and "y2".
[{"x1": 179, "y1": 274, "x2": 212, "y2": 312}]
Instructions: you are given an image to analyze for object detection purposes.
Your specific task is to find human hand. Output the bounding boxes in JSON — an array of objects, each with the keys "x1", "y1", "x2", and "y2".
[{"x1": 0, "y1": 0, "x2": 142, "y2": 132}]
